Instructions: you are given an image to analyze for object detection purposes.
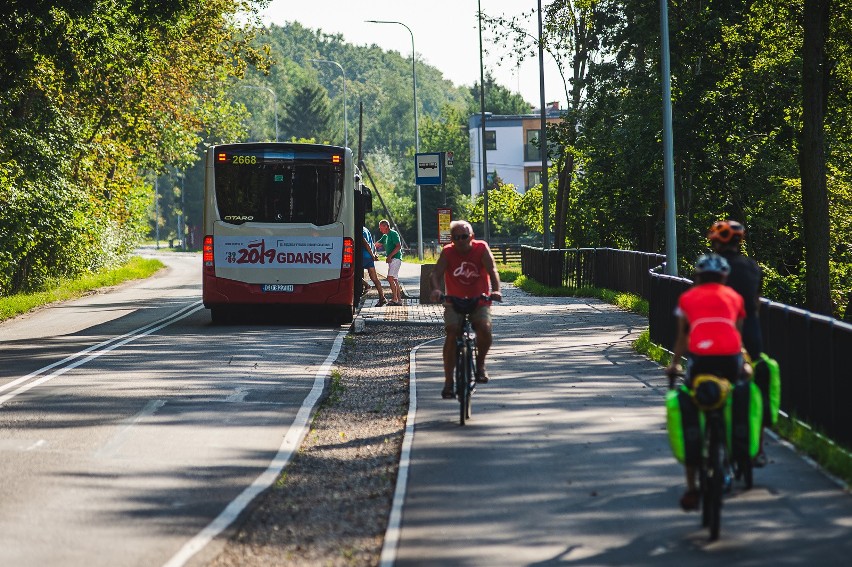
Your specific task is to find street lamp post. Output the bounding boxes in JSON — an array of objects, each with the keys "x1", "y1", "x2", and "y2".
[
  {"x1": 659, "y1": 0, "x2": 678, "y2": 275},
  {"x1": 238, "y1": 85, "x2": 278, "y2": 142},
  {"x1": 308, "y1": 58, "x2": 348, "y2": 148},
  {"x1": 538, "y1": 0, "x2": 550, "y2": 249},
  {"x1": 366, "y1": 19, "x2": 423, "y2": 260},
  {"x1": 478, "y1": 0, "x2": 491, "y2": 242}
]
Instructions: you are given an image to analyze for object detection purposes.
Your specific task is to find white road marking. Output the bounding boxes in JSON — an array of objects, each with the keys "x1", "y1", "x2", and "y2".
[
  {"x1": 380, "y1": 336, "x2": 442, "y2": 567},
  {"x1": 162, "y1": 327, "x2": 348, "y2": 567},
  {"x1": 95, "y1": 399, "x2": 167, "y2": 459},
  {"x1": 0, "y1": 302, "x2": 203, "y2": 406}
]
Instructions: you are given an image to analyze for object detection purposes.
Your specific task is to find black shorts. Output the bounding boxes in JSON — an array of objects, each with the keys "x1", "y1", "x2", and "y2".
[{"x1": 686, "y1": 353, "x2": 743, "y2": 386}]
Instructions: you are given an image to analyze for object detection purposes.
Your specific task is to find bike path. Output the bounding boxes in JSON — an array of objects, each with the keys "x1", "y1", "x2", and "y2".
[{"x1": 386, "y1": 281, "x2": 852, "y2": 566}]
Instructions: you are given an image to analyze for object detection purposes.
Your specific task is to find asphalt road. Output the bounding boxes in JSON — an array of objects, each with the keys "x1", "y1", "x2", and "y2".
[{"x1": 0, "y1": 251, "x2": 345, "y2": 566}]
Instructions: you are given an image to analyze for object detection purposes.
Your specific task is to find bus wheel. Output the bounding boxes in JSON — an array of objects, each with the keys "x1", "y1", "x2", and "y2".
[
  {"x1": 335, "y1": 306, "x2": 354, "y2": 325},
  {"x1": 210, "y1": 307, "x2": 230, "y2": 325}
]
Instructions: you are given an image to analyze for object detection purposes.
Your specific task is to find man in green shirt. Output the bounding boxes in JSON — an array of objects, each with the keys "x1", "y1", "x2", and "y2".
[{"x1": 376, "y1": 219, "x2": 403, "y2": 306}]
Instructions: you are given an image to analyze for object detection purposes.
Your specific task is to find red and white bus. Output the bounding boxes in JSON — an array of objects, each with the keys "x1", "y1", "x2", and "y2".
[{"x1": 202, "y1": 142, "x2": 368, "y2": 324}]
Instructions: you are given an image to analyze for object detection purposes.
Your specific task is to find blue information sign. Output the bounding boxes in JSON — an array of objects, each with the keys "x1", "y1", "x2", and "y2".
[{"x1": 415, "y1": 152, "x2": 444, "y2": 185}]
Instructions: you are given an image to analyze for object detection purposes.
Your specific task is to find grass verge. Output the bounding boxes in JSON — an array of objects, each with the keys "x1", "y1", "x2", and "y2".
[
  {"x1": 514, "y1": 274, "x2": 649, "y2": 316},
  {"x1": 497, "y1": 263, "x2": 521, "y2": 284},
  {"x1": 519, "y1": 273, "x2": 852, "y2": 487},
  {"x1": 773, "y1": 414, "x2": 852, "y2": 487},
  {"x1": 0, "y1": 256, "x2": 165, "y2": 323}
]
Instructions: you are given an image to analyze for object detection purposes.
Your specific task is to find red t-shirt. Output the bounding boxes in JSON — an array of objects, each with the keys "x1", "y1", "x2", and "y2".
[
  {"x1": 676, "y1": 283, "x2": 745, "y2": 356},
  {"x1": 442, "y1": 240, "x2": 491, "y2": 298}
]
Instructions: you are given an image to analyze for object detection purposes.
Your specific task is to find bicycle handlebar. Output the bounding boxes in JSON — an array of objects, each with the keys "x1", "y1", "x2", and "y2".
[{"x1": 665, "y1": 369, "x2": 685, "y2": 390}]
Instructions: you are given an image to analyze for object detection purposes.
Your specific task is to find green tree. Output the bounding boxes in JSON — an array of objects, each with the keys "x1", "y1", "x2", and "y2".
[
  {"x1": 418, "y1": 105, "x2": 472, "y2": 242},
  {"x1": 484, "y1": 1, "x2": 601, "y2": 249},
  {"x1": 468, "y1": 72, "x2": 532, "y2": 115},
  {"x1": 280, "y1": 83, "x2": 335, "y2": 143},
  {"x1": 799, "y1": 0, "x2": 831, "y2": 314},
  {"x1": 0, "y1": 1, "x2": 266, "y2": 293}
]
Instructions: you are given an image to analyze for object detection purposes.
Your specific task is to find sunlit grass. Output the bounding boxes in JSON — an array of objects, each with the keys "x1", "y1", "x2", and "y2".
[
  {"x1": 497, "y1": 263, "x2": 521, "y2": 283},
  {"x1": 514, "y1": 274, "x2": 648, "y2": 316},
  {"x1": 401, "y1": 251, "x2": 440, "y2": 264},
  {"x1": 774, "y1": 414, "x2": 852, "y2": 487},
  {"x1": 0, "y1": 256, "x2": 165, "y2": 322}
]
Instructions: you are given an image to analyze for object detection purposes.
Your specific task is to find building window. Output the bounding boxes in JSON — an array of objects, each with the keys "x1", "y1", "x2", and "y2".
[
  {"x1": 525, "y1": 129, "x2": 541, "y2": 161},
  {"x1": 527, "y1": 170, "x2": 541, "y2": 189},
  {"x1": 485, "y1": 130, "x2": 496, "y2": 150}
]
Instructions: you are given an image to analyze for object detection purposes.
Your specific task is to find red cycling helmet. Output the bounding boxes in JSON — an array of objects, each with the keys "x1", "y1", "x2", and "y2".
[{"x1": 707, "y1": 220, "x2": 745, "y2": 245}]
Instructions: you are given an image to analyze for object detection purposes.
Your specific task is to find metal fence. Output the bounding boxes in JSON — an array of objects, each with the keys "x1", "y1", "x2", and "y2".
[
  {"x1": 760, "y1": 301, "x2": 852, "y2": 447},
  {"x1": 522, "y1": 246, "x2": 852, "y2": 448},
  {"x1": 520, "y1": 246, "x2": 664, "y2": 297}
]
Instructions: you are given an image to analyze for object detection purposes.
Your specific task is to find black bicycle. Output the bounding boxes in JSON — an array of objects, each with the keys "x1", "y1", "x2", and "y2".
[
  {"x1": 669, "y1": 372, "x2": 731, "y2": 541},
  {"x1": 442, "y1": 294, "x2": 500, "y2": 426}
]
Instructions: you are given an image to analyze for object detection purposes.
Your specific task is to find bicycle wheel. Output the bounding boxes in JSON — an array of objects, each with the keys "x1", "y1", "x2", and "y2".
[
  {"x1": 742, "y1": 456, "x2": 753, "y2": 489},
  {"x1": 464, "y1": 339, "x2": 475, "y2": 420},
  {"x1": 457, "y1": 342, "x2": 468, "y2": 426},
  {"x1": 700, "y1": 466, "x2": 711, "y2": 528},
  {"x1": 707, "y1": 423, "x2": 724, "y2": 541}
]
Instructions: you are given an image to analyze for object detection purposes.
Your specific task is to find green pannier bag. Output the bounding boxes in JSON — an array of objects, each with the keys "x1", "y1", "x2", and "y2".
[
  {"x1": 726, "y1": 380, "x2": 763, "y2": 460},
  {"x1": 752, "y1": 353, "x2": 781, "y2": 426},
  {"x1": 666, "y1": 385, "x2": 704, "y2": 465}
]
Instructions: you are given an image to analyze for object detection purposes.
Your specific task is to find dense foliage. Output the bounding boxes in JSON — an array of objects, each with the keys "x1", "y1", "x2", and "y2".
[
  {"x1": 481, "y1": 0, "x2": 850, "y2": 318},
  {"x1": 0, "y1": 0, "x2": 267, "y2": 294},
  {"x1": 3, "y1": 4, "x2": 848, "y2": 318}
]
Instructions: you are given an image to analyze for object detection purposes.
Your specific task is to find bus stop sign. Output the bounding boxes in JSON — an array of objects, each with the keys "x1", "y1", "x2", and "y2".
[{"x1": 415, "y1": 153, "x2": 443, "y2": 185}]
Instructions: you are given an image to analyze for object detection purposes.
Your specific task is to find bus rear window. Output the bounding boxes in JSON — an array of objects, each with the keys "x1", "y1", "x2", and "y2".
[{"x1": 214, "y1": 150, "x2": 344, "y2": 225}]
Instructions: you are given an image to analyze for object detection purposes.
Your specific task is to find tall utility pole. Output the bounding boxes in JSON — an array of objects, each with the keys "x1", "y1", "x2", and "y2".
[
  {"x1": 538, "y1": 0, "x2": 550, "y2": 249},
  {"x1": 154, "y1": 176, "x2": 160, "y2": 249},
  {"x1": 478, "y1": 0, "x2": 490, "y2": 241},
  {"x1": 660, "y1": 0, "x2": 677, "y2": 275}
]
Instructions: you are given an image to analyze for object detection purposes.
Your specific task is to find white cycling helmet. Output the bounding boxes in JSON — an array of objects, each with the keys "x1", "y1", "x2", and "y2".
[{"x1": 694, "y1": 253, "x2": 730, "y2": 275}]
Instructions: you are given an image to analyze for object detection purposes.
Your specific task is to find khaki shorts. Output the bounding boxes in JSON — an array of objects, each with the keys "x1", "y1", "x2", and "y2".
[{"x1": 443, "y1": 303, "x2": 492, "y2": 331}]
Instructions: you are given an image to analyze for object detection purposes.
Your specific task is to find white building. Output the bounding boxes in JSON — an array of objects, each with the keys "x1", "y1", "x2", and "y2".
[{"x1": 468, "y1": 103, "x2": 563, "y2": 197}]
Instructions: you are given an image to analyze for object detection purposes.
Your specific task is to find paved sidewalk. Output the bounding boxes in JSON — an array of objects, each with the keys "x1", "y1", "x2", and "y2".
[
  {"x1": 368, "y1": 263, "x2": 852, "y2": 566},
  {"x1": 359, "y1": 262, "x2": 443, "y2": 325}
]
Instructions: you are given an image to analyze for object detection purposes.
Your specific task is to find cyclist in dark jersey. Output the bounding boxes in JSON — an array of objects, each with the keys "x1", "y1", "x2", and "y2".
[
  {"x1": 708, "y1": 219, "x2": 768, "y2": 466},
  {"x1": 708, "y1": 220, "x2": 763, "y2": 359}
]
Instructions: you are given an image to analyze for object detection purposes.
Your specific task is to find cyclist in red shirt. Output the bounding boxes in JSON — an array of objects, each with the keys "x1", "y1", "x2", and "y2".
[
  {"x1": 666, "y1": 253, "x2": 746, "y2": 511},
  {"x1": 429, "y1": 220, "x2": 502, "y2": 399}
]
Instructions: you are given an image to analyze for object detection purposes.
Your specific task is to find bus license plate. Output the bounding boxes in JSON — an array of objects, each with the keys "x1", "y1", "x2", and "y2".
[{"x1": 261, "y1": 284, "x2": 294, "y2": 292}]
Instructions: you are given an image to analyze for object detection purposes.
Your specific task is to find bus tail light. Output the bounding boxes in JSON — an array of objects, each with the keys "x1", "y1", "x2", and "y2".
[
  {"x1": 341, "y1": 237, "x2": 354, "y2": 277},
  {"x1": 203, "y1": 236, "x2": 214, "y2": 268}
]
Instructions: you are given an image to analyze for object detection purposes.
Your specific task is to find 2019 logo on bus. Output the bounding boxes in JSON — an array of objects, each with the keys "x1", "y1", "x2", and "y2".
[{"x1": 224, "y1": 215, "x2": 254, "y2": 221}]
